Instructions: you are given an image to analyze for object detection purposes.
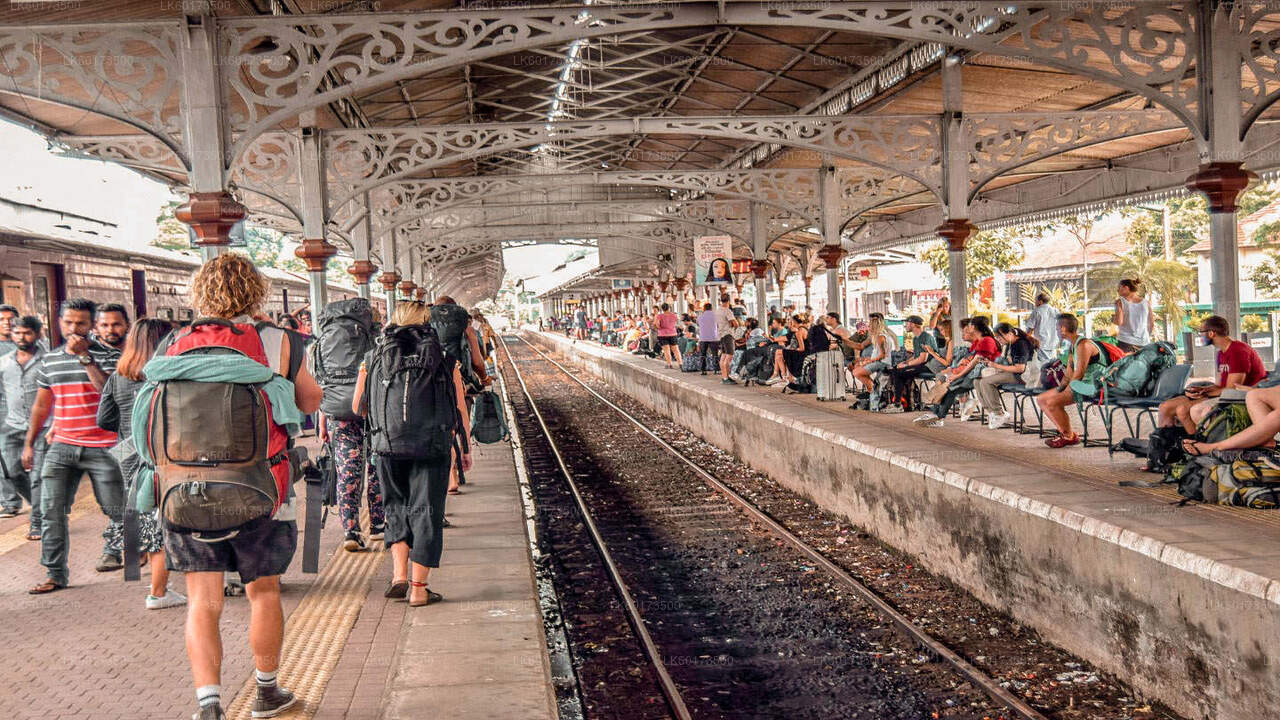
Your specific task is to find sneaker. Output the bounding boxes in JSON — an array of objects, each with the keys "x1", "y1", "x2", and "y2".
[
  {"x1": 923, "y1": 418, "x2": 944, "y2": 428},
  {"x1": 881, "y1": 405, "x2": 904, "y2": 414},
  {"x1": 224, "y1": 579, "x2": 245, "y2": 597},
  {"x1": 193, "y1": 704, "x2": 225, "y2": 720},
  {"x1": 721, "y1": 378, "x2": 737, "y2": 385},
  {"x1": 146, "y1": 589, "x2": 188, "y2": 610},
  {"x1": 958, "y1": 398, "x2": 977, "y2": 422},
  {"x1": 343, "y1": 530, "x2": 367, "y2": 552},
  {"x1": 95, "y1": 554, "x2": 123, "y2": 572},
  {"x1": 0, "y1": 507, "x2": 18, "y2": 518},
  {"x1": 912, "y1": 413, "x2": 939, "y2": 424},
  {"x1": 764, "y1": 376, "x2": 782, "y2": 386},
  {"x1": 729, "y1": 373, "x2": 741, "y2": 382},
  {"x1": 1045, "y1": 433, "x2": 1081, "y2": 449},
  {"x1": 251, "y1": 684, "x2": 297, "y2": 718},
  {"x1": 369, "y1": 526, "x2": 385, "y2": 542},
  {"x1": 986, "y1": 412, "x2": 1009, "y2": 430}
]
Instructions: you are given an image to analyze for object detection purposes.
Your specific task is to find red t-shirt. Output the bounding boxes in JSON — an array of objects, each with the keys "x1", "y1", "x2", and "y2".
[
  {"x1": 1217, "y1": 340, "x2": 1266, "y2": 388},
  {"x1": 971, "y1": 336, "x2": 1000, "y2": 361}
]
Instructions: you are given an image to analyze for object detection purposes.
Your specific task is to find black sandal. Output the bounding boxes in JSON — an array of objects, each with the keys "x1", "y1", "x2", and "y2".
[
  {"x1": 385, "y1": 580, "x2": 409, "y2": 600},
  {"x1": 407, "y1": 580, "x2": 442, "y2": 607},
  {"x1": 1182, "y1": 439, "x2": 1208, "y2": 457}
]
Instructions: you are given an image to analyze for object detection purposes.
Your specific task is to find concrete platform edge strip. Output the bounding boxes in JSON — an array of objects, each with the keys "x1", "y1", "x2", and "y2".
[{"x1": 541, "y1": 333, "x2": 1280, "y2": 610}]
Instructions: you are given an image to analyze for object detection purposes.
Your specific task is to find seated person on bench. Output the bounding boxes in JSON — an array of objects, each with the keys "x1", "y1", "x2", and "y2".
[{"x1": 1157, "y1": 315, "x2": 1264, "y2": 434}]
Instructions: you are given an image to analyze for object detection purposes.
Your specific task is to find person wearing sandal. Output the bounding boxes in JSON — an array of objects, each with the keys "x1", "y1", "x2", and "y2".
[{"x1": 354, "y1": 302, "x2": 473, "y2": 608}]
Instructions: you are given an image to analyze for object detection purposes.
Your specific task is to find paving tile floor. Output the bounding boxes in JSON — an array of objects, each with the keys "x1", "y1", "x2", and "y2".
[{"x1": 0, "y1": 433, "x2": 555, "y2": 720}]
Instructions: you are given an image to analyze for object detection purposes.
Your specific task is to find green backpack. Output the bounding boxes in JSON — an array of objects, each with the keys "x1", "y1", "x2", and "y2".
[{"x1": 1071, "y1": 341, "x2": 1175, "y2": 425}]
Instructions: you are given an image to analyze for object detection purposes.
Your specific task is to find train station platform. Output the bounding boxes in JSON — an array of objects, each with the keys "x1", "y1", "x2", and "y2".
[
  {"x1": 0, "y1": 435, "x2": 553, "y2": 720},
  {"x1": 530, "y1": 330, "x2": 1280, "y2": 720}
]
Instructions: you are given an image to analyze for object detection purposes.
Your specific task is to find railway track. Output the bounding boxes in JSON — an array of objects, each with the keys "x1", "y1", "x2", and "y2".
[{"x1": 498, "y1": 333, "x2": 1049, "y2": 720}]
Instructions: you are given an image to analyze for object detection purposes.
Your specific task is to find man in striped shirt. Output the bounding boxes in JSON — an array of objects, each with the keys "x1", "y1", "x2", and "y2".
[{"x1": 23, "y1": 298, "x2": 126, "y2": 594}]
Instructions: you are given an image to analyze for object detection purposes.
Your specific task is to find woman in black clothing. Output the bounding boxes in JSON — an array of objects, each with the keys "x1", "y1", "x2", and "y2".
[
  {"x1": 97, "y1": 318, "x2": 185, "y2": 610},
  {"x1": 974, "y1": 322, "x2": 1038, "y2": 429}
]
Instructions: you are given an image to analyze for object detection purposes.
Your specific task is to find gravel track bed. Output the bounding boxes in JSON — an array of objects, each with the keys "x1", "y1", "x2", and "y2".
[
  {"x1": 512, "y1": 336, "x2": 1185, "y2": 720},
  {"x1": 502, "y1": 338, "x2": 1008, "y2": 720}
]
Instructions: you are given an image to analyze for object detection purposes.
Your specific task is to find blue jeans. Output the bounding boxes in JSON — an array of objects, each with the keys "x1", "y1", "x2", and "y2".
[
  {"x1": 1, "y1": 428, "x2": 45, "y2": 533},
  {"x1": 40, "y1": 442, "x2": 124, "y2": 585}
]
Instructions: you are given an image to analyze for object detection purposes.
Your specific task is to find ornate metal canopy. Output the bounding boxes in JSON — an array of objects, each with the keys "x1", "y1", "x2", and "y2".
[{"x1": 0, "y1": 1, "x2": 1276, "y2": 311}]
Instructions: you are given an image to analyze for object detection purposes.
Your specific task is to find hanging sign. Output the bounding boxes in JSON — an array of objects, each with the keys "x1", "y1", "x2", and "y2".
[
  {"x1": 611, "y1": 279, "x2": 634, "y2": 289},
  {"x1": 694, "y1": 235, "x2": 734, "y2": 286}
]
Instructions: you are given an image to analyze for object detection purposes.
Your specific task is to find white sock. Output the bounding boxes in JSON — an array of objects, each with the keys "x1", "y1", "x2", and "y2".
[
  {"x1": 196, "y1": 685, "x2": 221, "y2": 708},
  {"x1": 255, "y1": 669, "x2": 278, "y2": 686}
]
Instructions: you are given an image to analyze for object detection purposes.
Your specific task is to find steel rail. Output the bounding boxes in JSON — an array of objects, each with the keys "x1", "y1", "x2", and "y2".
[
  {"x1": 507, "y1": 333, "x2": 1051, "y2": 720},
  {"x1": 498, "y1": 334, "x2": 694, "y2": 720}
]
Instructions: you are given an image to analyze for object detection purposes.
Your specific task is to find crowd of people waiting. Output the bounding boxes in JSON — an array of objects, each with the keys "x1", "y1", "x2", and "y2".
[
  {"x1": 552, "y1": 279, "x2": 1280, "y2": 472},
  {"x1": 0, "y1": 252, "x2": 499, "y2": 720}
]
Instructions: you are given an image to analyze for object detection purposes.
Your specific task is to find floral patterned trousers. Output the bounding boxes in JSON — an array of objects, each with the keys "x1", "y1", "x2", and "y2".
[{"x1": 330, "y1": 418, "x2": 385, "y2": 533}]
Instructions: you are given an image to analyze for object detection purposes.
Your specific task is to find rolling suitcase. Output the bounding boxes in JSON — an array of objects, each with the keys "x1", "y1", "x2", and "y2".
[{"x1": 815, "y1": 349, "x2": 845, "y2": 401}]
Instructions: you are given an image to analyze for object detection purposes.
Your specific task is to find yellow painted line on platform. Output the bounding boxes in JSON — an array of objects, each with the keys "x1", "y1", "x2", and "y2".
[
  {"x1": 0, "y1": 494, "x2": 96, "y2": 556},
  {"x1": 226, "y1": 515, "x2": 382, "y2": 720}
]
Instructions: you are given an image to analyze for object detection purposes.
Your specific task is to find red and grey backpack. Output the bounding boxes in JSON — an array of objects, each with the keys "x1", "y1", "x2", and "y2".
[{"x1": 145, "y1": 318, "x2": 303, "y2": 536}]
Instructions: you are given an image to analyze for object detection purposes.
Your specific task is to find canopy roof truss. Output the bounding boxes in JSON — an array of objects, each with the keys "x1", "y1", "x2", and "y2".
[{"x1": 2, "y1": 1, "x2": 1278, "y2": 305}]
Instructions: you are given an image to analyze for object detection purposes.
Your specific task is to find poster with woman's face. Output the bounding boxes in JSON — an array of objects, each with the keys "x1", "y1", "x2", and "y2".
[{"x1": 694, "y1": 235, "x2": 733, "y2": 286}]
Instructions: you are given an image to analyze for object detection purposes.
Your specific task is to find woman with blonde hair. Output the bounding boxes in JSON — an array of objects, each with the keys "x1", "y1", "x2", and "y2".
[
  {"x1": 849, "y1": 313, "x2": 898, "y2": 393},
  {"x1": 352, "y1": 300, "x2": 471, "y2": 607}
]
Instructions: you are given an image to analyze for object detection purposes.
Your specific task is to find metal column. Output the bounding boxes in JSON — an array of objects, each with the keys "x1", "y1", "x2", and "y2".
[
  {"x1": 940, "y1": 54, "x2": 973, "y2": 341},
  {"x1": 175, "y1": 15, "x2": 244, "y2": 260},
  {"x1": 297, "y1": 118, "x2": 335, "y2": 315},
  {"x1": 750, "y1": 202, "x2": 769, "y2": 328}
]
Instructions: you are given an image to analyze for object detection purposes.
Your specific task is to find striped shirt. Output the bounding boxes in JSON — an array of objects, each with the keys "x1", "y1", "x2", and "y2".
[{"x1": 36, "y1": 343, "x2": 120, "y2": 447}]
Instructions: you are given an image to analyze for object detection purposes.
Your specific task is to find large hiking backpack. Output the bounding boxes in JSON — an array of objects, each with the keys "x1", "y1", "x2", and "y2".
[
  {"x1": 429, "y1": 302, "x2": 478, "y2": 389},
  {"x1": 311, "y1": 298, "x2": 375, "y2": 421},
  {"x1": 1074, "y1": 341, "x2": 1176, "y2": 405},
  {"x1": 471, "y1": 389, "x2": 510, "y2": 444},
  {"x1": 1210, "y1": 457, "x2": 1280, "y2": 508},
  {"x1": 146, "y1": 318, "x2": 298, "y2": 534},
  {"x1": 784, "y1": 354, "x2": 817, "y2": 394},
  {"x1": 366, "y1": 325, "x2": 466, "y2": 461},
  {"x1": 1165, "y1": 402, "x2": 1252, "y2": 491}
]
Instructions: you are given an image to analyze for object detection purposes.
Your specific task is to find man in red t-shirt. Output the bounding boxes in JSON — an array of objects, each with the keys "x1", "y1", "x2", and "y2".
[{"x1": 1157, "y1": 315, "x2": 1265, "y2": 433}]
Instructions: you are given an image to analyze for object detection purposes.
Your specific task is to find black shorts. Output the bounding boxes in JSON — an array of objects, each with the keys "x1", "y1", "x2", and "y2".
[
  {"x1": 656, "y1": 336, "x2": 679, "y2": 348},
  {"x1": 164, "y1": 516, "x2": 297, "y2": 584},
  {"x1": 1116, "y1": 340, "x2": 1141, "y2": 353},
  {"x1": 719, "y1": 335, "x2": 735, "y2": 355}
]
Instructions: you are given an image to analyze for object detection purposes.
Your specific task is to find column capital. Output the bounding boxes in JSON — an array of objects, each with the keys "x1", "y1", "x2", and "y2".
[
  {"x1": 749, "y1": 259, "x2": 771, "y2": 279},
  {"x1": 674, "y1": 277, "x2": 689, "y2": 291},
  {"x1": 816, "y1": 244, "x2": 846, "y2": 270},
  {"x1": 294, "y1": 237, "x2": 338, "y2": 273},
  {"x1": 935, "y1": 218, "x2": 978, "y2": 252},
  {"x1": 378, "y1": 270, "x2": 401, "y2": 292},
  {"x1": 398, "y1": 279, "x2": 418, "y2": 296},
  {"x1": 174, "y1": 191, "x2": 245, "y2": 248},
  {"x1": 414, "y1": 287, "x2": 427, "y2": 302},
  {"x1": 347, "y1": 259, "x2": 377, "y2": 284},
  {"x1": 1186, "y1": 161, "x2": 1257, "y2": 213}
]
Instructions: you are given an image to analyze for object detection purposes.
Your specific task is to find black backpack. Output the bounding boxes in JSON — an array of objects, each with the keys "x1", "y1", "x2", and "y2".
[
  {"x1": 470, "y1": 389, "x2": 509, "y2": 444},
  {"x1": 430, "y1": 302, "x2": 480, "y2": 391},
  {"x1": 311, "y1": 298, "x2": 375, "y2": 420},
  {"x1": 366, "y1": 325, "x2": 466, "y2": 461}
]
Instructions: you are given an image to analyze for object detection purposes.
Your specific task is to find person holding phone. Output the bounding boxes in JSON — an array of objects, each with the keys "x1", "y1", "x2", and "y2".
[{"x1": 1156, "y1": 315, "x2": 1265, "y2": 434}]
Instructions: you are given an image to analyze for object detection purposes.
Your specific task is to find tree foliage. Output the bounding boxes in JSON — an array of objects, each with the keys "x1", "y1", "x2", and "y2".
[
  {"x1": 153, "y1": 200, "x2": 191, "y2": 252},
  {"x1": 1087, "y1": 249, "x2": 1195, "y2": 341},
  {"x1": 1247, "y1": 250, "x2": 1280, "y2": 296},
  {"x1": 918, "y1": 226, "x2": 1031, "y2": 289}
]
